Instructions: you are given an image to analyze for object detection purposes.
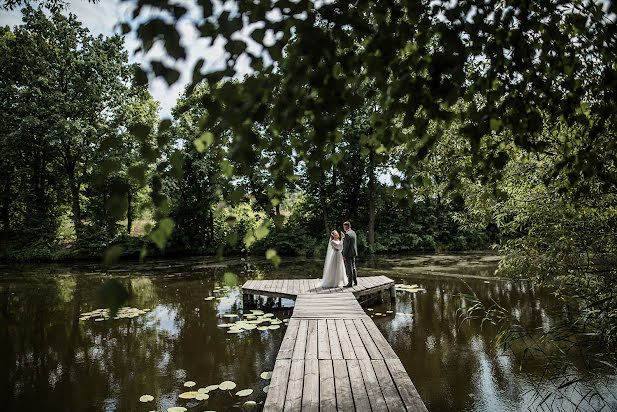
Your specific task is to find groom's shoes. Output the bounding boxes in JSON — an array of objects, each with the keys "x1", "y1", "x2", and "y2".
[
  {"x1": 344, "y1": 283, "x2": 352, "y2": 287},
  {"x1": 354, "y1": 282, "x2": 358, "y2": 286}
]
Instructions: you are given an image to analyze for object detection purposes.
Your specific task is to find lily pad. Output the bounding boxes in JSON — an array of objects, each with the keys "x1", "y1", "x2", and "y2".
[
  {"x1": 257, "y1": 326, "x2": 269, "y2": 331},
  {"x1": 167, "y1": 407, "x2": 187, "y2": 412},
  {"x1": 236, "y1": 389, "x2": 253, "y2": 397},
  {"x1": 195, "y1": 393, "x2": 209, "y2": 400},
  {"x1": 263, "y1": 385, "x2": 270, "y2": 393},
  {"x1": 260, "y1": 371, "x2": 273, "y2": 380},
  {"x1": 179, "y1": 391, "x2": 198, "y2": 399},
  {"x1": 268, "y1": 325, "x2": 280, "y2": 330},
  {"x1": 183, "y1": 381, "x2": 196, "y2": 387},
  {"x1": 223, "y1": 314, "x2": 238, "y2": 318},
  {"x1": 243, "y1": 400, "x2": 257, "y2": 409},
  {"x1": 139, "y1": 394, "x2": 154, "y2": 402},
  {"x1": 205, "y1": 384, "x2": 219, "y2": 391},
  {"x1": 219, "y1": 380, "x2": 237, "y2": 390}
]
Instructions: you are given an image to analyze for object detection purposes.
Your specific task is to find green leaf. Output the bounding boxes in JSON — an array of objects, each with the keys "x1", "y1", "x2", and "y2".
[
  {"x1": 223, "y1": 272, "x2": 238, "y2": 286},
  {"x1": 265, "y1": 249, "x2": 281, "y2": 267},
  {"x1": 150, "y1": 217, "x2": 175, "y2": 250},
  {"x1": 254, "y1": 224, "x2": 270, "y2": 240}
]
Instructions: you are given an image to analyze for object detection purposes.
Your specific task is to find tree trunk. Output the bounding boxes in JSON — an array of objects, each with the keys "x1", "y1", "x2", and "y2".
[
  {"x1": 274, "y1": 203, "x2": 281, "y2": 234},
  {"x1": 69, "y1": 175, "x2": 82, "y2": 238},
  {"x1": 208, "y1": 208, "x2": 214, "y2": 242},
  {"x1": 368, "y1": 151, "x2": 375, "y2": 249},
  {"x1": 1, "y1": 171, "x2": 11, "y2": 239},
  {"x1": 126, "y1": 188, "x2": 133, "y2": 234}
]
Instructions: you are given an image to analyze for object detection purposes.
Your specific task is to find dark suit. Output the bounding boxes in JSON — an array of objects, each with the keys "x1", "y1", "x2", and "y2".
[{"x1": 342, "y1": 228, "x2": 358, "y2": 286}]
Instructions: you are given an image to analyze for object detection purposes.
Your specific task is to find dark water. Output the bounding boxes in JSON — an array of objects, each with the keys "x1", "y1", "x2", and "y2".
[{"x1": 0, "y1": 253, "x2": 615, "y2": 411}]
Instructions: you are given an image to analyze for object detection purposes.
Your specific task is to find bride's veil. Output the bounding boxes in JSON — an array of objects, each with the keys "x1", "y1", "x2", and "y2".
[{"x1": 322, "y1": 236, "x2": 334, "y2": 278}]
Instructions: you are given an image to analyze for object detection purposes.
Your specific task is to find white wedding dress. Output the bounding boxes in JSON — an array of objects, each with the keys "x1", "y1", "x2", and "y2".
[{"x1": 320, "y1": 239, "x2": 348, "y2": 287}]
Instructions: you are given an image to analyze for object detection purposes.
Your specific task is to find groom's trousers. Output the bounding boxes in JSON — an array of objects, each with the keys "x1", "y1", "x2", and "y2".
[{"x1": 345, "y1": 257, "x2": 357, "y2": 285}]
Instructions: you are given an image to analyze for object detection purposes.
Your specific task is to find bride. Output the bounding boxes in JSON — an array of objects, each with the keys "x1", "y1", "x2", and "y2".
[{"x1": 320, "y1": 230, "x2": 348, "y2": 288}]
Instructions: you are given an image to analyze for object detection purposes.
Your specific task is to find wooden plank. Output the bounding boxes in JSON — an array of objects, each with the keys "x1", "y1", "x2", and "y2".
[
  {"x1": 358, "y1": 358, "x2": 388, "y2": 412},
  {"x1": 263, "y1": 359, "x2": 292, "y2": 412},
  {"x1": 283, "y1": 359, "x2": 304, "y2": 412},
  {"x1": 326, "y1": 319, "x2": 343, "y2": 360},
  {"x1": 372, "y1": 359, "x2": 406, "y2": 411},
  {"x1": 317, "y1": 319, "x2": 331, "y2": 359},
  {"x1": 385, "y1": 358, "x2": 428, "y2": 412},
  {"x1": 302, "y1": 358, "x2": 319, "y2": 412},
  {"x1": 292, "y1": 319, "x2": 309, "y2": 359},
  {"x1": 319, "y1": 360, "x2": 336, "y2": 412},
  {"x1": 333, "y1": 359, "x2": 354, "y2": 411},
  {"x1": 289, "y1": 280, "x2": 298, "y2": 295},
  {"x1": 305, "y1": 319, "x2": 318, "y2": 359},
  {"x1": 344, "y1": 319, "x2": 370, "y2": 359},
  {"x1": 278, "y1": 318, "x2": 301, "y2": 359},
  {"x1": 335, "y1": 319, "x2": 355, "y2": 359},
  {"x1": 353, "y1": 318, "x2": 383, "y2": 360},
  {"x1": 346, "y1": 359, "x2": 371, "y2": 412},
  {"x1": 362, "y1": 318, "x2": 399, "y2": 359}
]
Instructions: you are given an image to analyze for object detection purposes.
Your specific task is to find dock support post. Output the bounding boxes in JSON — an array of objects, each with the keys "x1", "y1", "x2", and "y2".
[
  {"x1": 278, "y1": 297, "x2": 282, "y2": 308},
  {"x1": 390, "y1": 285, "x2": 396, "y2": 302}
]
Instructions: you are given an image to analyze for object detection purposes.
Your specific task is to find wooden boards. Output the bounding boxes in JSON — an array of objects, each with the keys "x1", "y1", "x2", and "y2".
[
  {"x1": 241, "y1": 276, "x2": 395, "y2": 300},
  {"x1": 264, "y1": 292, "x2": 428, "y2": 412}
]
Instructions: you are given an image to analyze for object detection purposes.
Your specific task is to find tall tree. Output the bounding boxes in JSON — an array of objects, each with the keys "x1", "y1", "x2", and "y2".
[{"x1": 11, "y1": 7, "x2": 131, "y2": 241}]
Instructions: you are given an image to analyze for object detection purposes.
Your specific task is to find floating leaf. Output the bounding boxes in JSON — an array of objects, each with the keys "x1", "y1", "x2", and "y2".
[
  {"x1": 167, "y1": 407, "x2": 187, "y2": 412},
  {"x1": 223, "y1": 314, "x2": 238, "y2": 318},
  {"x1": 183, "y1": 381, "x2": 196, "y2": 387},
  {"x1": 260, "y1": 371, "x2": 273, "y2": 380},
  {"x1": 263, "y1": 385, "x2": 270, "y2": 393},
  {"x1": 242, "y1": 401, "x2": 257, "y2": 409},
  {"x1": 219, "y1": 380, "x2": 236, "y2": 390},
  {"x1": 179, "y1": 391, "x2": 198, "y2": 399},
  {"x1": 268, "y1": 325, "x2": 280, "y2": 330},
  {"x1": 139, "y1": 394, "x2": 154, "y2": 402},
  {"x1": 236, "y1": 389, "x2": 253, "y2": 397},
  {"x1": 205, "y1": 384, "x2": 219, "y2": 391},
  {"x1": 195, "y1": 393, "x2": 209, "y2": 400}
]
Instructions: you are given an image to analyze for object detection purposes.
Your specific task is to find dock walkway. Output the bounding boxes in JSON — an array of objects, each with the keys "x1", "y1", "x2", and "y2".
[{"x1": 241, "y1": 277, "x2": 428, "y2": 411}]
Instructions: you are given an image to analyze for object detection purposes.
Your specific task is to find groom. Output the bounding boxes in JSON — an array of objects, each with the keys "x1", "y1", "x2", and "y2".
[{"x1": 342, "y1": 221, "x2": 358, "y2": 286}]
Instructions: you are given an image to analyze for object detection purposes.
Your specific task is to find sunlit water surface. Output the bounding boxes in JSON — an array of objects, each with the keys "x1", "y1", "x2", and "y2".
[{"x1": 1, "y1": 252, "x2": 615, "y2": 411}]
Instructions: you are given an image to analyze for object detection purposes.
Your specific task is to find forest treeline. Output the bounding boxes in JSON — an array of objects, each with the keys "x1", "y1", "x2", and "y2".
[
  {"x1": 0, "y1": 7, "x2": 501, "y2": 262},
  {"x1": 1, "y1": 2, "x2": 616, "y2": 352}
]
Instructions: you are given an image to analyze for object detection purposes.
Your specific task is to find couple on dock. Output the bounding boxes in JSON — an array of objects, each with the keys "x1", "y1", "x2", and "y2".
[{"x1": 320, "y1": 221, "x2": 358, "y2": 288}]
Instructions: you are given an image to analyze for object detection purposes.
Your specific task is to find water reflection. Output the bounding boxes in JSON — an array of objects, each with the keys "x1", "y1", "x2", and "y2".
[{"x1": 0, "y1": 253, "x2": 615, "y2": 411}]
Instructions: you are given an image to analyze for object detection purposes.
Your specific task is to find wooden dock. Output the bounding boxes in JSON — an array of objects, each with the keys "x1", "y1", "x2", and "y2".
[
  {"x1": 241, "y1": 277, "x2": 427, "y2": 411},
  {"x1": 241, "y1": 275, "x2": 396, "y2": 300}
]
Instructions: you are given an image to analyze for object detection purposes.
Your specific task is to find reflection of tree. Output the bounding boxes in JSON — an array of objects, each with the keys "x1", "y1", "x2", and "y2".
[
  {"x1": 1, "y1": 273, "x2": 283, "y2": 411},
  {"x1": 128, "y1": 277, "x2": 156, "y2": 308},
  {"x1": 377, "y1": 278, "x2": 572, "y2": 411}
]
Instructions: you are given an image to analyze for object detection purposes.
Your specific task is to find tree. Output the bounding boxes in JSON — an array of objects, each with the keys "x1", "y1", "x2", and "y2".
[{"x1": 7, "y1": 7, "x2": 132, "y2": 241}]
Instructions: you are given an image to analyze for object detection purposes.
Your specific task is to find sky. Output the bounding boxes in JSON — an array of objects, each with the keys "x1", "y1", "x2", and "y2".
[{"x1": 0, "y1": 0, "x2": 243, "y2": 119}]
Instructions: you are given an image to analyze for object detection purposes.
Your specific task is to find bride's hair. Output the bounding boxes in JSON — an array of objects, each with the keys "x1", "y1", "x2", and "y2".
[{"x1": 330, "y1": 230, "x2": 338, "y2": 239}]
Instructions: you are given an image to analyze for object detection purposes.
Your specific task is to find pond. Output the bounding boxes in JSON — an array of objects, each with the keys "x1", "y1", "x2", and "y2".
[{"x1": 0, "y1": 252, "x2": 615, "y2": 411}]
